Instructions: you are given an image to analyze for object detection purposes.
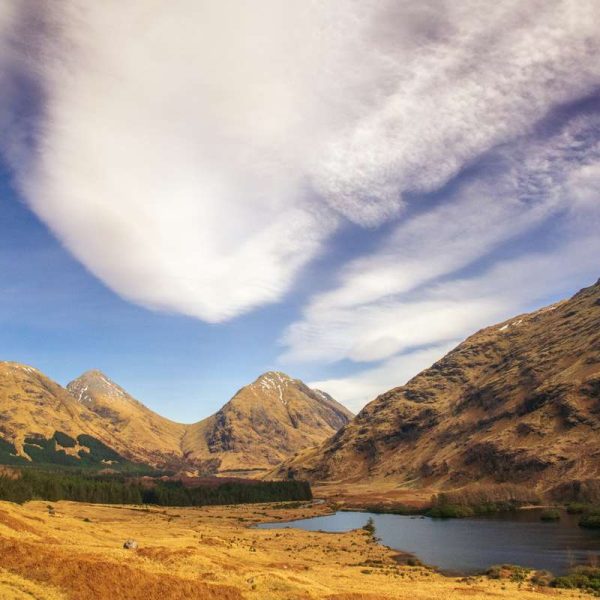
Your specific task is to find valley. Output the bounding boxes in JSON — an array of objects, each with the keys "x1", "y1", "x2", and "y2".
[
  {"x1": 0, "y1": 499, "x2": 589, "y2": 600},
  {"x1": 1, "y1": 280, "x2": 600, "y2": 598},
  {"x1": 3, "y1": 4, "x2": 600, "y2": 597}
]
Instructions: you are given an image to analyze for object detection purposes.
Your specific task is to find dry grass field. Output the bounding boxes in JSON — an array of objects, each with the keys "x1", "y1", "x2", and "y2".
[{"x1": 0, "y1": 499, "x2": 593, "y2": 600}]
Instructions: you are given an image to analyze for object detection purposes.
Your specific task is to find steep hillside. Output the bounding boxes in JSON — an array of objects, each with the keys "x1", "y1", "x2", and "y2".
[
  {"x1": 277, "y1": 279, "x2": 600, "y2": 498},
  {"x1": 183, "y1": 372, "x2": 353, "y2": 473},
  {"x1": 0, "y1": 363, "x2": 140, "y2": 470},
  {"x1": 67, "y1": 370, "x2": 188, "y2": 469},
  {"x1": 67, "y1": 370, "x2": 352, "y2": 474},
  {"x1": 0, "y1": 364, "x2": 352, "y2": 474}
]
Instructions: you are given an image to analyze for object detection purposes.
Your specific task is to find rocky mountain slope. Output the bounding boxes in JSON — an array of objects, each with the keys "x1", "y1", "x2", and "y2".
[
  {"x1": 67, "y1": 370, "x2": 189, "y2": 468},
  {"x1": 0, "y1": 363, "x2": 137, "y2": 470},
  {"x1": 183, "y1": 372, "x2": 353, "y2": 473},
  {"x1": 277, "y1": 279, "x2": 600, "y2": 498},
  {"x1": 0, "y1": 364, "x2": 352, "y2": 474}
]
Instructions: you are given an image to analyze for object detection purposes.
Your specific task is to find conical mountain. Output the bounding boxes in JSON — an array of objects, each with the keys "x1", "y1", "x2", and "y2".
[
  {"x1": 67, "y1": 370, "x2": 188, "y2": 468},
  {"x1": 0, "y1": 362, "x2": 136, "y2": 469},
  {"x1": 182, "y1": 371, "x2": 353, "y2": 473}
]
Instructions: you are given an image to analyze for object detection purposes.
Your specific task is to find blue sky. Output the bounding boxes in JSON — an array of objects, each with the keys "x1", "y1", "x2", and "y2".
[
  {"x1": 0, "y1": 164, "x2": 381, "y2": 420},
  {"x1": 0, "y1": 170, "x2": 318, "y2": 421},
  {"x1": 1, "y1": 2, "x2": 599, "y2": 420}
]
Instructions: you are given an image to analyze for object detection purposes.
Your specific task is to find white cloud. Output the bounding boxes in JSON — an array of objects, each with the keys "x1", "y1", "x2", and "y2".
[
  {"x1": 2, "y1": 1, "x2": 600, "y2": 322},
  {"x1": 281, "y1": 112, "x2": 600, "y2": 366},
  {"x1": 304, "y1": 232, "x2": 600, "y2": 411},
  {"x1": 310, "y1": 0, "x2": 600, "y2": 224},
  {"x1": 310, "y1": 342, "x2": 457, "y2": 414}
]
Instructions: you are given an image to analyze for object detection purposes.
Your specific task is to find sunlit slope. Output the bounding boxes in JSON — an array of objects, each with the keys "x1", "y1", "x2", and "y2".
[
  {"x1": 0, "y1": 363, "x2": 137, "y2": 470},
  {"x1": 0, "y1": 499, "x2": 585, "y2": 600},
  {"x1": 276, "y1": 279, "x2": 600, "y2": 497},
  {"x1": 0, "y1": 364, "x2": 352, "y2": 473},
  {"x1": 183, "y1": 372, "x2": 353, "y2": 472},
  {"x1": 67, "y1": 370, "x2": 188, "y2": 469}
]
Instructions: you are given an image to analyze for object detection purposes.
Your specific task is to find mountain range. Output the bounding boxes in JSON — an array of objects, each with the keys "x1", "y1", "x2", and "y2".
[
  {"x1": 0, "y1": 366, "x2": 352, "y2": 474},
  {"x1": 2, "y1": 279, "x2": 600, "y2": 501}
]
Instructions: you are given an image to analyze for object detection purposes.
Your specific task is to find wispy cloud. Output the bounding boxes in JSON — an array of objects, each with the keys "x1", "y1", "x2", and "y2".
[
  {"x1": 282, "y1": 114, "x2": 600, "y2": 407},
  {"x1": 305, "y1": 229, "x2": 600, "y2": 411},
  {"x1": 1, "y1": 2, "x2": 600, "y2": 410},
  {"x1": 310, "y1": 342, "x2": 458, "y2": 414},
  {"x1": 283, "y1": 115, "x2": 600, "y2": 360},
  {"x1": 2, "y1": 1, "x2": 600, "y2": 325}
]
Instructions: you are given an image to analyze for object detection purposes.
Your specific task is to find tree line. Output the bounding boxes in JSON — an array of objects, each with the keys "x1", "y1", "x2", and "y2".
[{"x1": 0, "y1": 468, "x2": 312, "y2": 506}]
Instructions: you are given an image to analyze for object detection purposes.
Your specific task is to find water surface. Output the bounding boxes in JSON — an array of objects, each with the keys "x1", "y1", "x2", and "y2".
[{"x1": 258, "y1": 509, "x2": 600, "y2": 575}]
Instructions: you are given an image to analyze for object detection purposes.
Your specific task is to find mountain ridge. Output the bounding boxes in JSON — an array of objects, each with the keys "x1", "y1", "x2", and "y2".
[
  {"x1": 274, "y1": 278, "x2": 600, "y2": 500},
  {"x1": 0, "y1": 362, "x2": 353, "y2": 474}
]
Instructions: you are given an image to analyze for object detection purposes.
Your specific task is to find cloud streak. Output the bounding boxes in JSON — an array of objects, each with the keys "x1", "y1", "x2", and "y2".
[
  {"x1": 2, "y1": 1, "x2": 600, "y2": 324},
  {"x1": 282, "y1": 113, "x2": 600, "y2": 406},
  {"x1": 283, "y1": 115, "x2": 600, "y2": 361}
]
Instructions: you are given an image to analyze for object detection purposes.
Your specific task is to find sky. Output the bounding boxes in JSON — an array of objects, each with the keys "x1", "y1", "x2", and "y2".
[{"x1": 0, "y1": 1, "x2": 599, "y2": 421}]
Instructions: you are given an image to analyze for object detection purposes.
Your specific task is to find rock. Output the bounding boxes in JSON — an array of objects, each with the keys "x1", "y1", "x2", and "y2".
[{"x1": 123, "y1": 539, "x2": 138, "y2": 550}]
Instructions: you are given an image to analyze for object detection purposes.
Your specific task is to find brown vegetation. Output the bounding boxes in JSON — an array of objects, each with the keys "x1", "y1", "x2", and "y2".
[
  {"x1": 0, "y1": 499, "x2": 590, "y2": 599},
  {"x1": 275, "y1": 279, "x2": 600, "y2": 501},
  {"x1": 0, "y1": 366, "x2": 352, "y2": 474}
]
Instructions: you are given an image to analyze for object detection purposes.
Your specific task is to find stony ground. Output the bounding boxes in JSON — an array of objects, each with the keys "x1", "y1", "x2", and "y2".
[{"x1": 0, "y1": 499, "x2": 593, "y2": 599}]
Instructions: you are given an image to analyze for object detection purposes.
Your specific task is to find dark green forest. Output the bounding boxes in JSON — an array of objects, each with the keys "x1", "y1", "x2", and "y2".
[
  {"x1": 0, "y1": 432, "x2": 154, "y2": 473},
  {"x1": 0, "y1": 468, "x2": 312, "y2": 506}
]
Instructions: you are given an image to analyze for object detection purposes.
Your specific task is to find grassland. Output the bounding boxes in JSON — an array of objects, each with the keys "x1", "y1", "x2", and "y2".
[{"x1": 0, "y1": 499, "x2": 592, "y2": 599}]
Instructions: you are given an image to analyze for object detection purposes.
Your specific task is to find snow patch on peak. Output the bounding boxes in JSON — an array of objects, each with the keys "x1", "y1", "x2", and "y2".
[
  {"x1": 5, "y1": 363, "x2": 38, "y2": 375},
  {"x1": 70, "y1": 370, "x2": 127, "y2": 402},
  {"x1": 257, "y1": 371, "x2": 292, "y2": 406}
]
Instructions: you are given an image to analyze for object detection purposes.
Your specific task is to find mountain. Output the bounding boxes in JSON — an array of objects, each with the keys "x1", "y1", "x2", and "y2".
[
  {"x1": 0, "y1": 364, "x2": 352, "y2": 474},
  {"x1": 0, "y1": 362, "x2": 140, "y2": 470},
  {"x1": 276, "y1": 279, "x2": 600, "y2": 499},
  {"x1": 66, "y1": 370, "x2": 189, "y2": 469},
  {"x1": 182, "y1": 372, "x2": 353, "y2": 473},
  {"x1": 67, "y1": 369, "x2": 352, "y2": 474}
]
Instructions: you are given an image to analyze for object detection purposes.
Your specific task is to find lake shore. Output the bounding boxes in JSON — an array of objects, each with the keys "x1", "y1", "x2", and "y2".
[{"x1": 0, "y1": 499, "x2": 593, "y2": 599}]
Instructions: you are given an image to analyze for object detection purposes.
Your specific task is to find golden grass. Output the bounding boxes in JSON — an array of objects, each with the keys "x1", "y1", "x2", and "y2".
[
  {"x1": 0, "y1": 500, "x2": 592, "y2": 599},
  {"x1": 0, "y1": 569, "x2": 66, "y2": 600}
]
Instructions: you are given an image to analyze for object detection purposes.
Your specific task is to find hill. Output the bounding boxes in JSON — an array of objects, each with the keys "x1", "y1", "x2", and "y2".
[
  {"x1": 182, "y1": 371, "x2": 353, "y2": 473},
  {"x1": 276, "y1": 279, "x2": 600, "y2": 500},
  {"x1": 67, "y1": 370, "x2": 189, "y2": 469},
  {"x1": 0, "y1": 363, "x2": 143, "y2": 471}
]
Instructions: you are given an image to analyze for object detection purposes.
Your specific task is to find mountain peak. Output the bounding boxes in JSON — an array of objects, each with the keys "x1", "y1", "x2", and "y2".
[
  {"x1": 255, "y1": 371, "x2": 294, "y2": 387},
  {"x1": 78, "y1": 368, "x2": 113, "y2": 382},
  {"x1": 67, "y1": 370, "x2": 128, "y2": 403},
  {"x1": 256, "y1": 370, "x2": 293, "y2": 382}
]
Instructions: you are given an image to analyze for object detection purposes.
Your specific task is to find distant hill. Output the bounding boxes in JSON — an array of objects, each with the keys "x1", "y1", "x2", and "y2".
[
  {"x1": 0, "y1": 363, "x2": 352, "y2": 474},
  {"x1": 182, "y1": 372, "x2": 353, "y2": 473},
  {"x1": 275, "y1": 279, "x2": 600, "y2": 500},
  {"x1": 0, "y1": 363, "x2": 144, "y2": 472},
  {"x1": 67, "y1": 370, "x2": 189, "y2": 469}
]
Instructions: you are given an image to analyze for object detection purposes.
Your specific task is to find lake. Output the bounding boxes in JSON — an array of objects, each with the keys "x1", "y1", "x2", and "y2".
[{"x1": 257, "y1": 509, "x2": 600, "y2": 575}]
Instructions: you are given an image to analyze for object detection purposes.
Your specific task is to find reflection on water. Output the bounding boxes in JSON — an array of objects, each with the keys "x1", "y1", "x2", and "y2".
[{"x1": 258, "y1": 509, "x2": 600, "y2": 575}]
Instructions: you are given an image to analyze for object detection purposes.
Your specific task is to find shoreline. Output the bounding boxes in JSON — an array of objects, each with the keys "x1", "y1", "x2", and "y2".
[{"x1": 0, "y1": 499, "x2": 594, "y2": 598}]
